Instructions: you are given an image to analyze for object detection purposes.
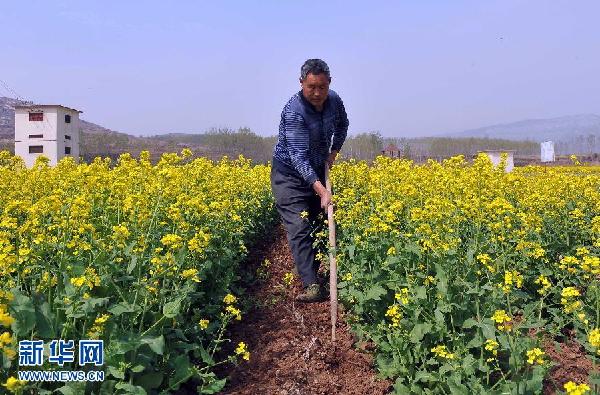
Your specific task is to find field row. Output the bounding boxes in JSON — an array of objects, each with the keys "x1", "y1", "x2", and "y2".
[
  {"x1": 331, "y1": 155, "x2": 600, "y2": 394},
  {"x1": 0, "y1": 151, "x2": 277, "y2": 394}
]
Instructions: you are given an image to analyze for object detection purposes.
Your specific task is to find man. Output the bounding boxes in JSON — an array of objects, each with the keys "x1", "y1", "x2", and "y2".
[{"x1": 271, "y1": 59, "x2": 349, "y2": 303}]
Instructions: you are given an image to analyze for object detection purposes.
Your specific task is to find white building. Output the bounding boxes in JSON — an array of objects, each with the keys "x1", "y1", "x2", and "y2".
[
  {"x1": 14, "y1": 104, "x2": 82, "y2": 168},
  {"x1": 540, "y1": 141, "x2": 555, "y2": 163},
  {"x1": 479, "y1": 150, "x2": 515, "y2": 172}
]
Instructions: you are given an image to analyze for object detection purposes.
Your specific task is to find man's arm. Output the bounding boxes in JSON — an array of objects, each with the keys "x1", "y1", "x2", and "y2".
[
  {"x1": 285, "y1": 111, "x2": 332, "y2": 208},
  {"x1": 331, "y1": 96, "x2": 349, "y2": 153},
  {"x1": 284, "y1": 111, "x2": 318, "y2": 186}
]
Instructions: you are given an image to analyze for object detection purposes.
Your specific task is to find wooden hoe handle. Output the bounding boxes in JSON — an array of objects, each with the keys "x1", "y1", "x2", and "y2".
[{"x1": 325, "y1": 165, "x2": 338, "y2": 342}]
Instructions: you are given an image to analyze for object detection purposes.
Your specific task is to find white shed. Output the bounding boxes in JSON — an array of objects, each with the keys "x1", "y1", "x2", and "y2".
[
  {"x1": 479, "y1": 150, "x2": 515, "y2": 172},
  {"x1": 14, "y1": 104, "x2": 82, "y2": 168}
]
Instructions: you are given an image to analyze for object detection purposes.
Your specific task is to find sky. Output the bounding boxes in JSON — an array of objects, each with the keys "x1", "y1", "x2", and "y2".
[{"x1": 1, "y1": 1, "x2": 599, "y2": 137}]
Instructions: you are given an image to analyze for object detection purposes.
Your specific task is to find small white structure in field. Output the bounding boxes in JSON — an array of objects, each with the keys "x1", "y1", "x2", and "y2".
[
  {"x1": 479, "y1": 150, "x2": 515, "y2": 172},
  {"x1": 540, "y1": 141, "x2": 555, "y2": 163},
  {"x1": 14, "y1": 104, "x2": 82, "y2": 168}
]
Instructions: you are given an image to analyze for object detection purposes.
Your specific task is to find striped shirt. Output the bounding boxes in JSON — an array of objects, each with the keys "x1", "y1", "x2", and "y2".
[{"x1": 273, "y1": 89, "x2": 349, "y2": 186}]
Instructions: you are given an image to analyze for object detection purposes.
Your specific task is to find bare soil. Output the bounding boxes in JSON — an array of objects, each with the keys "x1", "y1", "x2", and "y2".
[
  {"x1": 542, "y1": 331, "x2": 597, "y2": 395},
  {"x1": 220, "y1": 223, "x2": 392, "y2": 395},
  {"x1": 210, "y1": 222, "x2": 597, "y2": 394}
]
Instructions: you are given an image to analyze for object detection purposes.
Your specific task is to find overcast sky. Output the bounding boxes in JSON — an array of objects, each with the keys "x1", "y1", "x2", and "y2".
[{"x1": 1, "y1": 1, "x2": 599, "y2": 137}]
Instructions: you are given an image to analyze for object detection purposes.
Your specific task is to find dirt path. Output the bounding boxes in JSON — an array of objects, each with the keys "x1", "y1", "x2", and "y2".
[{"x1": 221, "y1": 224, "x2": 392, "y2": 395}]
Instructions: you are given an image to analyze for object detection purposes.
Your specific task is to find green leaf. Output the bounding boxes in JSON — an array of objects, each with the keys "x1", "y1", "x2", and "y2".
[
  {"x1": 406, "y1": 242, "x2": 421, "y2": 256},
  {"x1": 127, "y1": 255, "x2": 138, "y2": 274},
  {"x1": 439, "y1": 363, "x2": 453, "y2": 375},
  {"x1": 409, "y1": 323, "x2": 432, "y2": 343},
  {"x1": 110, "y1": 338, "x2": 140, "y2": 355},
  {"x1": 393, "y1": 379, "x2": 410, "y2": 395},
  {"x1": 466, "y1": 333, "x2": 483, "y2": 348},
  {"x1": 434, "y1": 264, "x2": 448, "y2": 295},
  {"x1": 115, "y1": 382, "x2": 148, "y2": 395},
  {"x1": 414, "y1": 286, "x2": 427, "y2": 300},
  {"x1": 200, "y1": 378, "x2": 227, "y2": 394},
  {"x1": 466, "y1": 246, "x2": 475, "y2": 264},
  {"x1": 35, "y1": 301, "x2": 55, "y2": 338},
  {"x1": 414, "y1": 371, "x2": 435, "y2": 383},
  {"x1": 108, "y1": 365, "x2": 126, "y2": 379},
  {"x1": 434, "y1": 308, "x2": 445, "y2": 325},
  {"x1": 137, "y1": 372, "x2": 163, "y2": 390},
  {"x1": 108, "y1": 302, "x2": 138, "y2": 316},
  {"x1": 131, "y1": 365, "x2": 145, "y2": 373},
  {"x1": 462, "y1": 318, "x2": 478, "y2": 329},
  {"x1": 169, "y1": 355, "x2": 195, "y2": 390},
  {"x1": 56, "y1": 386, "x2": 77, "y2": 395},
  {"x1": 198, "y1": 343, "x2": 215, "y2": 366},
  {"x1": 365, "y1": 285, "x2": 387, "y2": 301},
  {"x1": 481, "y1": 322, "x2": 495, "y2": 339},
  {"x1": 9, "y1": 289, "x2": 36, "y2": 336},
  {"x1": 447, "y1": 376, "x2": 468, "y2": 395},
  {"x1": 462, "y1": 354, "x2": 476, "y2": 375},
  {"x1": 347, "y1": 245, "x2": 355, "y2": 260},
  {"x1": 56, "y1": 382, "x2": 87, "y2": 395},
  {"x1": 81, "y1": 297, "x2": 110, "y2": 314},
  {"x1": 141, "y1": 335, "x2": 165, "y2": 355},
  {"x1": 163, "y1": 299, "x2": 182, "y2": 318}
]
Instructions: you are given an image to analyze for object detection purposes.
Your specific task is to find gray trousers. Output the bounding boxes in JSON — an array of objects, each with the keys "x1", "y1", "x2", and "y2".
[{"x1": 270, "y1": 165, "x2": 326, "y2": 287}]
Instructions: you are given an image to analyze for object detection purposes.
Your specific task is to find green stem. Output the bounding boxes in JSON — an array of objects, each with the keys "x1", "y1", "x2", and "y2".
[{"x1": 141, "y1": 315, "x2": 166, "y2": 338}]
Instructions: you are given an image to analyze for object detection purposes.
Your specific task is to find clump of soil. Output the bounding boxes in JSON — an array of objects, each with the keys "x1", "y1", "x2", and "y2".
[
  {"x1": 221, "y1": 224, "x2": 391, "y2": 395},
  {"x1": 543, "y1": 331, "x2": 597, "y2": 395}
]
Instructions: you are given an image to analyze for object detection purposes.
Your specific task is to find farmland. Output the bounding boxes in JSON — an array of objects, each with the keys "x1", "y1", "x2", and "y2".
[
  {"x1": 1, "y1": 151, "x2": 600, "y2": 394},
  {"x1": 0, "y1": 150, "x2": 276, "y2": 394},
  {"x1": 332, "y1": 155, "x2": 600, "y2": 394}
]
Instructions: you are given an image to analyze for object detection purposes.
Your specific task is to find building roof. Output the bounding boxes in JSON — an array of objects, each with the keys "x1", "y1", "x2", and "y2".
[{"x1": 14, "y1": 104, "x2": 82, "y2": 113}]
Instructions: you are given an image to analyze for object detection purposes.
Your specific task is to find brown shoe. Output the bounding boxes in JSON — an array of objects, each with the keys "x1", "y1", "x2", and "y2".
[{"x1": 296, "y1": 284, "x2": 326, "y2": 303}]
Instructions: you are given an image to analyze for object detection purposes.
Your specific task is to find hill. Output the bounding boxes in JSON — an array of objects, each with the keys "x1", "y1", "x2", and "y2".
[{"x1": 448, "y1": 114, "x2": 600, "y2": 154}]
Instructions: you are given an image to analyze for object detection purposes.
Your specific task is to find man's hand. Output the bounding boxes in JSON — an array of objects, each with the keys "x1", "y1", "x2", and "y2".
[
  {"x1": 319, "y1": 189, "x2": 332, "y2": 209},
  {"x1": 312, "y1": 181, "x2": 332, "y2": 209},
  {"x1": 326, "y1": 150, "x2": 338, "y2": 170}
]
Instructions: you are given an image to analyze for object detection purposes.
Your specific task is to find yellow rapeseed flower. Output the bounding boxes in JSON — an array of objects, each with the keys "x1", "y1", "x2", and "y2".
[
  {"x1": 431, "y1": 345, "x2": 455, "y2": 359},
  {"x1": 2, "y1": 377, "x2": 26, "y2": 393},
  {"x1": 588, "y1": 328, "x2": 600, "y2": 353},
  {"x1": 199, "y1": 319, "x2": 209, "y2": 330},
  {"x1": 564, "y1": 381, "x2": 590, "y2": 395},
  {"x1": 181, "y1": 268, "x2": 201, "y2": 283},
  {"x1": 235, "y1": 341, "x2": 250, "y2": 360},
  {"x1": 534, "y1": 275, "x2": 551, "y2": 295},
  {"x1": 223, "y1": 294, "x2": 237, "y2": 305},
  {"x1": 0, "y1": 305, "x2": 15, "y2": 327},
  {"x1": 526, "y1": 348, "x2": 545, "y2": 365},
  {"x1": 561, "y1": 287, "x2": 582, "y2": 313},
  {"x1": 491, "y1": 310, "x2": 512, "y2": 332},
  {"x1": 395, "y1": 288, "x2": 409, "y2": 305}
]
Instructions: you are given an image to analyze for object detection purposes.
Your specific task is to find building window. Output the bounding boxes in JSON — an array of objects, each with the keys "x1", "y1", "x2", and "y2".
[
  {"x1": 29, "y1": 112, "x2": 43, "y2": 122},
  {"x1": 65, "y1": 146, "x2": 71, "y2": 154},
  {"x1": 65, "y1": 114, "x2": 71, "y2": 123},
  {"x1": 65, "y1": 135, "x2": 71, "y2": 140},
  {"x1": 28, "y1": 134, "x2": 43, "y2": 138},
  {"x1": 29, "y1": 145, "x2": 43, "y2": 154}
]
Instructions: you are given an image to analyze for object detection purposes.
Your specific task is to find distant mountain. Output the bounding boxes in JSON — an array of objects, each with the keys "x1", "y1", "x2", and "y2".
[
  {"x1": 0, "y1": 97, "x2": 24, "y2": 138},
  {"x1": 449, "y1": 114, "x2": 600, "y2": 142}
]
